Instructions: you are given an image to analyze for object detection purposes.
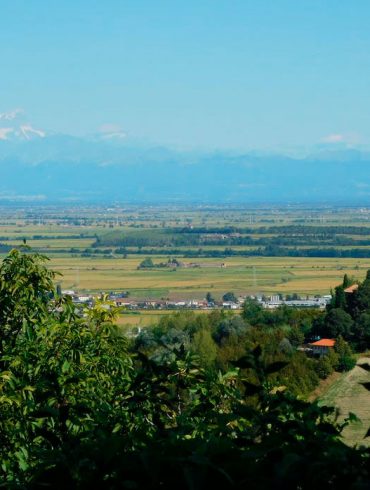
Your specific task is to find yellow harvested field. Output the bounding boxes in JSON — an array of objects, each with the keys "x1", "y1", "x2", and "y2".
[{"x1": 46, "y1": 256, "x2": 370, "y2": 298}]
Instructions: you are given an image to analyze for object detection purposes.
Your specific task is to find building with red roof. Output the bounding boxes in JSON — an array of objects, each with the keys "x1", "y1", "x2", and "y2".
[{"x1": 309, "y1": 338, "x2": 336, "y2": 356}]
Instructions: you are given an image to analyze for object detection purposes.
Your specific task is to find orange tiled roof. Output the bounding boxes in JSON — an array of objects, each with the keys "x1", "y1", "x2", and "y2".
[
  {"x1": 310, "y1": 339, "x2": 336, "y2": 347},
  {"x1": 344, "y1": 284, "x2": 359, "y2": 293}
]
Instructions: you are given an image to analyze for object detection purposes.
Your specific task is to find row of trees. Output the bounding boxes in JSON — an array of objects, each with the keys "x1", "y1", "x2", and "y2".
[{"x1": 313, "y1": 272, "x2": 370, "y2": 350}]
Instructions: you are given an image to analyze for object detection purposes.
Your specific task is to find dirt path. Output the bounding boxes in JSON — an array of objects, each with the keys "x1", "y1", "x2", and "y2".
[{"x1": 318, "y1": 358, "x2": 370, "y2": 447}]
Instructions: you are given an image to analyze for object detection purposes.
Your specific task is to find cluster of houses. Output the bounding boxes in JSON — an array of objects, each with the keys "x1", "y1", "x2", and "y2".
[
  {"x1": 62, "y1": 289, "x2": 338, "y2": 356},
  {"x1": 257, "y1": 295, "x2": 332, "y2": 310},
  {"x1": 62, "y1": 289, "x2": 331, "y2": 312},
  {"x1": 63, "y1": 293, "x2": 244, "y2": 311}
]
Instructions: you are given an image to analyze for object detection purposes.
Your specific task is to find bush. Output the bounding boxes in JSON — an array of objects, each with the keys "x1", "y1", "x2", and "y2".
[
  {"x1": 315, "y1": 355, "x2": 334, "y2": 379},
  {"x1": 335, "y1": 336, "x2": 356, "y2": 372}
]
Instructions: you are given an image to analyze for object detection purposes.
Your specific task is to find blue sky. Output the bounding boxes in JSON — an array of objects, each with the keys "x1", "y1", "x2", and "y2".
[{"x1": 1, "y1": 0, "x2": 370, "y2": 149}]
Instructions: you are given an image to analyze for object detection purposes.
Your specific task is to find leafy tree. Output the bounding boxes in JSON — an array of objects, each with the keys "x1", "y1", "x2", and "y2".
[
  {"x1": 353, "y1": 312, "x2": 370, "y2": 350},
  {"x1": 287, "y1": 326, "x2": 305, "y2": 347},
  {"x1": 330, "y1": 285, "x2": 347, "y2": 310},
  {"x1": 279, "y1": 338, "x2": 293, "y2": 354},
  {"x1": 342, "y1": 273, "x2": 351, "y2": 289},
  {"x1": 206, "y1": 292, "x2": 215, "y2": 304},
  {"x1": 334, "y1": 335, "x2": 356, "y2": 372},
  {"x1": 326, "y1": 348, "x2": 340, "y2": 371},
  {"x1": 322, "y1": 308, "x2": 353, "y2": 339},
  {"x1": 214, "y1": 315, "x2": 249, "y2": 343},
  {"x1": 222, "y1": 291, "x2": 237, "y2": 303},
  {"x1": 315, "y1": 355, "x2": 334, "y2": 379},
  {"x1": 0, "y1": 250, "x2": 132, "y2": 484},
  {"x1": 242, "y1": 298, "x2": 264, "y2": 324},
  {"x1": 0, "y1": 248, "x2": 57, "y2": 354},
  {"x1": 191, "y1": 328, "x2": 217, "y2": 367},
  {"x1": 347, "y1": 271, "x2": 370, "y2": 319},
  {"x1": 138, "y1": 257, "x2": 154, "y2": 269}
]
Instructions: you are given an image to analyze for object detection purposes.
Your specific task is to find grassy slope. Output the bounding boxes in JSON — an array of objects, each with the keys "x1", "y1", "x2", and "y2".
[{"x1": 318, "y1": 358, "x2": 370, "y2": 447}]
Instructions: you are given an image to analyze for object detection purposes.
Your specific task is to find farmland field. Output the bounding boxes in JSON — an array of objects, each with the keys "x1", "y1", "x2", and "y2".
[
  {"x1": 46, "y1": 255, "x2": 370, "y2": 298},
  {"x1": 1, "y1": 204, "x2": 370, "y2": 297}
]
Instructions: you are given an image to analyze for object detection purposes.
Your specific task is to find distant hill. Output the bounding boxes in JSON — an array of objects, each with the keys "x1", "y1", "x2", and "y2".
[{"x1": 0, "y1": 134, "x2": 370, "y2": 203}]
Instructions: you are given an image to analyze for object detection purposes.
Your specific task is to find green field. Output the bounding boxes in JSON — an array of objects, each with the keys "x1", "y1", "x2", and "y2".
[{"x1": 318, "y1": 358, "x2": 370, "y2": 447}]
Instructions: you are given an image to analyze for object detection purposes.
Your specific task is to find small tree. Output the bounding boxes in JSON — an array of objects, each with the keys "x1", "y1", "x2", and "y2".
[
  {"x1": 315, "y1": 355, "x2": 334, "y2": 379},
  {"x1": 138, "y1": 257, "x2": 154, "y2": 269},
  {"x1": 335, "y1": 335, "x2": 356, "y2": 372},
  {"x1": 191, "y1": 328, "x2": 218, "y2": 367},
  {"x1": 242, "y1": 298, "x2": 263, "y2": 324},
  {"x1": 222, "y1": 291, "x2": 237, "y2": 303},
  {"x1": 287, "y1": 326, "x2": 305, "y2": 347},
  {"x1": 206, "y1": 292, "x2": 215, "y2": 304}
]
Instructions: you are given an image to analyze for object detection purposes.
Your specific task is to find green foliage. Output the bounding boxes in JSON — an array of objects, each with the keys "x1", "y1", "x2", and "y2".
[
  {"x1": 0, "y1": 249, "x2": 369, "y2": 488},
  {"x1": 242, "y1": 297, "x2": 264, "y2": 323},
  {"x1": 190, "y1": 328, "x2": 218, "y2": 367},
  {"x1": 334, "y1": 336, "x2": 356, "y2": 372},
  {"x1": 314, "y1": 271, "x2": 370, "y2": 350},
  {"x1": 315, "y1": 355, "x2": 334, "y2": 379},
  {"x1": 138, "y1": 257, "x2": 154, "y2": 269},
  {"x1": 214, "y1": 315, "x2": 249, "y2": 344},
  {"x1": 354, "y1": 312, "x2": 370, "y2": 350},
  {"x1": 206, "y1": 292, "x2": 215, "y2": 304},
  {"x1": 326, "y1": 348, "x2": 340, "y2": 371},
  {"x1": 330, "y1": 285, "x2": 347, "y2": 310},
  {"x1": 322, "y1": 308, "x2": 354, "y2": 340},
  {"x1": 287, "y1": 326, "x2": 305, "y2": 347},
  {"x1": 0, "y1": 248, "x2": 57, "y2": 353},
  {"x1": 222, "y1": 291, "x2": 237, "y2": 302}
]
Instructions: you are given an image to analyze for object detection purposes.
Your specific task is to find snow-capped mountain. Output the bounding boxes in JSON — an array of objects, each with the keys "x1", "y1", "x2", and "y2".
[
  {"x1": 0, "y1": 109, "x2": 370, "y2": 203},
  {"x1": 0, "y1": 109, "x2": 45, "y2": 141}
]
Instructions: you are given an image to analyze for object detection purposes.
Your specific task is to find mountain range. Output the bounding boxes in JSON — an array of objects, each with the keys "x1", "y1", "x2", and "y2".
[{"x1": 0, "y1": 119, "x2": 369, "y2": 204}]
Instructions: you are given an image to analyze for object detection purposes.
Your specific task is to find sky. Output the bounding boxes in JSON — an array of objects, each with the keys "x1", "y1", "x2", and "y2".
[{"x1": 1, "y1": 0, "x2": 370, "y2": 150}]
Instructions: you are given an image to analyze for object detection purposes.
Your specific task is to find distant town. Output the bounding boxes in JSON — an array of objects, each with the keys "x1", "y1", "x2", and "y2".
[{"x1": 62, "y1": 289, "x2": 332, "y2": 311}]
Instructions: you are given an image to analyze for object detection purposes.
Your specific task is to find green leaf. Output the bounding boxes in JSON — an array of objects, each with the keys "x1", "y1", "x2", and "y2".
[{"x1": 62, "y1": 360, "x2": 70, "y2": 373}]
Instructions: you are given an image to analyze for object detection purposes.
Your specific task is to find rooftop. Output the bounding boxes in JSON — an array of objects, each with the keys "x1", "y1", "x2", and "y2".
[{"x1": 310, "y1": 339, "x2": 336, "y2": 348}]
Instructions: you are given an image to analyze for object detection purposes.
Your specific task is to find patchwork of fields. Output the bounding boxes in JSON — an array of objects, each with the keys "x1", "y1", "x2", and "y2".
[
  {"x1": 47, "y1": 255, "x2": 370, "y2": 299},
  {"x1": 1, "y1": 205, "x2": 370, "y2": 298}
]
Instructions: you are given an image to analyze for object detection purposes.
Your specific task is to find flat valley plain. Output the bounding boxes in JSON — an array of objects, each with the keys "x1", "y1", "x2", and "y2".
[{"x1": 1, "y1": 203, "x2": 370, "y2": 301}]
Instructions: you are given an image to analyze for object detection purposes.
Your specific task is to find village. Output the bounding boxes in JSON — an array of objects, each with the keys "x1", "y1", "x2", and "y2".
[{"x1": 62, "y1": 289, "x2": 332, "y2": 311}]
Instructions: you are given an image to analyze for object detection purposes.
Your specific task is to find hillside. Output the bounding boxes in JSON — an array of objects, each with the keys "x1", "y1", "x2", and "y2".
[{"x1": 318, "y1": 358, "x2": 370, "y2": 447}]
